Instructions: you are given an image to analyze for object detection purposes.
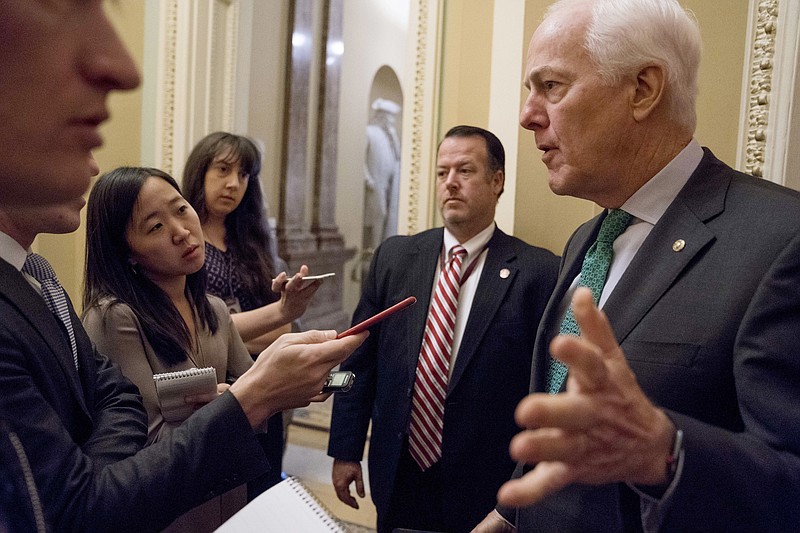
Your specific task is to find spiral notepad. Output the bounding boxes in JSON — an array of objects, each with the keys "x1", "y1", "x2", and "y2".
[
  {"x1": 153, "y1": 366, "x2": 217, "y2": 423},
  {"x1": 214, "y1": 476, "x2": 348, "y2": 532}
]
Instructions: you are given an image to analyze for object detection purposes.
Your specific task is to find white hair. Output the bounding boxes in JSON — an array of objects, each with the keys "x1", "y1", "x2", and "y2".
[{"x1": 546, "y1": 0, "x2": 702, "y2": 133}]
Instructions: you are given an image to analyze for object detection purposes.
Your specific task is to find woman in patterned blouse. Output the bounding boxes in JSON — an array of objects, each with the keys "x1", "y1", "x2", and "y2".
[
  {"x1": 183, "y1": 132, "x2": 320, "y2": 353},
  {"x1": 182, "y1": 132, "x2": 321, "y2": 498}
]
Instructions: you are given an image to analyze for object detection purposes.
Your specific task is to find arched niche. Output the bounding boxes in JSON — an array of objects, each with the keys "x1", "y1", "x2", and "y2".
[{"x1": 358, "y1": 67, "x2": 404, "y2": 288}]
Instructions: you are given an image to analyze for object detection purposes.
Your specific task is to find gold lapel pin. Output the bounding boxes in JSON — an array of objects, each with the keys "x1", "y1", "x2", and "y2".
[
  {"x1": 500, "y1": 268, "x2": 510, "y2": 279},
  {"x1": 672, "y1": 239, "x2": 686, "y2": 252}
]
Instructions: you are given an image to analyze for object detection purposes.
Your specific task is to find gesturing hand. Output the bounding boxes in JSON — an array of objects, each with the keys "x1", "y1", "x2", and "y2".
[{"x1": 497, "y1": 287, "x2": 676, "y2": 508}]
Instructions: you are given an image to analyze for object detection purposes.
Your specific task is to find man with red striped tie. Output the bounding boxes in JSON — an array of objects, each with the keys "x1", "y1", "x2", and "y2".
[{"x1": 328, "y1": 125, "x2": 559, "y2": 532}]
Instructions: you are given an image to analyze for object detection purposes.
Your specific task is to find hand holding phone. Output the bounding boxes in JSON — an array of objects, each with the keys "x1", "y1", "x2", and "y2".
[
  {"x1": 277, "y1": 272, "x2": 335, "y2": 290},
  {"x1": 295, "y1": 272, "x2": 335, "y2": 290},
  {"x1": 299, "y1": 272, "x2": 336, "y2": 282},
  {"x1": 322, "y1": 370, "x2": 355, "y2": 393},
  {"x1": 336, "y1": 296, "x2": 417, "y2": 339}
]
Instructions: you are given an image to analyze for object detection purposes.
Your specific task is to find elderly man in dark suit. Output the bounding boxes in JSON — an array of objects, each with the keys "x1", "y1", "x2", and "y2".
[
  {"x1": 475, "y1": 0, "x2": 800, "y2": 532},
  {"x1": 0, "y1": 2, "x2": 364, "y2": 531},
  {"x1": 329, "y1": 125, "x2": 559, "y2": 532}
]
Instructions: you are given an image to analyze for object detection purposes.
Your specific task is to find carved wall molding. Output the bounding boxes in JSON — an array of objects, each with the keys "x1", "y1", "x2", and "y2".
[
  {"x1": 213, "y1": 0, "x2": 240, "y2": 133},
  {"x1": 158, "y1": 0, "x2": 179, "y2": 173},
  {"x1": 152, "y1": 0, "x2": 245, "y2": 178},
  {"x1": 406, "y1": 0, "x2": 429, "y2": 235},
  {"x1": 740, "y1": 0, "x2": 778, "y2": 180},
  {"x1": 738, "y1": 0, "x2": 800, "y2": 187},
  {"x1": 402, "y1": 0, "x2": 443, "y2": 235}
]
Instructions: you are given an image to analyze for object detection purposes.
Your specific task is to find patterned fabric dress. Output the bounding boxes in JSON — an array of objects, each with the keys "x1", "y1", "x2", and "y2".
[{"x1": 204, "y1": 243, "x2": 278, "y2": 314}]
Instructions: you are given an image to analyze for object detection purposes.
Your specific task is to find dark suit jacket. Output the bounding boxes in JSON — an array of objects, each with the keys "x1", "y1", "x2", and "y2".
[
  {"x1": 0, "y1": 258, "x2": 268, "y2": 532},
  {"x1": 513, "y1": 149, "x2": 800, "y2": 532},
  {"x1": 0, "y1": 419, "x2": 43, "y2": 533},
  {"x1": 328, "y1": 226, "x2": 559, "y2": 532}
]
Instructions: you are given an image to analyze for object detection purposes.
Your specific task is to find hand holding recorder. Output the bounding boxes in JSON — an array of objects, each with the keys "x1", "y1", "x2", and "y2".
[{"x1": 324, "y1": 297, "x2": 417, "y2": 393}]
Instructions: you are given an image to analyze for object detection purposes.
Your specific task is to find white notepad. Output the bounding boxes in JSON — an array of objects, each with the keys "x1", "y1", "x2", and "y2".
[
  {"x1": 152, "y1": 366, "x2": 216, "y2": 423},
  {"x1": 214, "y1": 476, "x2": 348, "y2": 532}
]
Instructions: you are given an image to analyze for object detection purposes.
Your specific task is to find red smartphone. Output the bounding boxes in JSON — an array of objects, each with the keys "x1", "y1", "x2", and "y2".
[{"x1": 336, "y1": 296, "x2": 417, "y2": 339}]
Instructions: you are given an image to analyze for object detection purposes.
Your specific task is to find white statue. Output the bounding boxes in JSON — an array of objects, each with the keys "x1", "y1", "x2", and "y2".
[{"x1": 363, "y1": 98, "x2": 401, "y2": 252}]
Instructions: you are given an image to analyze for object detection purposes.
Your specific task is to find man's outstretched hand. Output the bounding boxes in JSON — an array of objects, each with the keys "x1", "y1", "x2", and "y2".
[{"x1": 497, "y1": 287, "x2": 676, "y2": 508}]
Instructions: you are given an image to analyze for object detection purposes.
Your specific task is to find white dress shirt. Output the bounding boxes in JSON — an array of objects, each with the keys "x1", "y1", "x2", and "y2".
[
  {"x1": 431, "y1": 222, "x2": 495, "y2": 377},
  {"x1": 560, "y1": 139, "x2": 704, "y2": 311}
]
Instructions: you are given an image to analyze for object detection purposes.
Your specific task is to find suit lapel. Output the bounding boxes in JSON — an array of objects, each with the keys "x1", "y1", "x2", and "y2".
[
  {"x1": 0, "y1": 259, "x2": 89, "y2": 414},
  {"x1": 449, "y1": 228, "x2": 516, "y2": 394},
  {"x1": 602, "y1": 150, "x2": 728, "y2": 343},
  {"x1": 405, "y1": 229, "x2": 444, "y2": 387},
  {"x1": 535, "y1": 151, "x2": 731, "y2": 392},
  {"x1": 531, "y1": 217, "x2": 601, "y2": 392}
]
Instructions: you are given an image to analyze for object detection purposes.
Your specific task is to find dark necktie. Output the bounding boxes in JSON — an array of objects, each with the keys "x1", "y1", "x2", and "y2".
[
  {"x1": 23, "y1": 253, "x2": 79, "y2": 370},
  {"x1": 547, "y1": 209, "x2": 632, "y2": 393},
  {"x1": 408, "y1": 244, "x2": 467, "y2": 470}
]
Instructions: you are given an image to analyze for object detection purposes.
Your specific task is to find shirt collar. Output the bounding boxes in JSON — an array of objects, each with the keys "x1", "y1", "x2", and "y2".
[
  {"x1": 0, "y1": 230, "x2": 29, "y2": 272},
  {"x1": 621, "y1": 138, "x2": 704, "y2": 225},
  {"x1": 443, "y1": 221, "x2": 495, "y2": 259}
]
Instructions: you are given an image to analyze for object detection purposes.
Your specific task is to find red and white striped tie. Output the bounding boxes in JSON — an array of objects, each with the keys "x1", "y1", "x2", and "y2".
[{"x1": 408, "y1": 244, "x2": 467, "y2": 470}]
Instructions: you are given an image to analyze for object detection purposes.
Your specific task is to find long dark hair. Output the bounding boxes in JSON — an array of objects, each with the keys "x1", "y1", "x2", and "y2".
[
  {"x1": 83, "y1": 167, "x2": 219, "y2": 366},
  {"x1": 182, "y1": 132, "x2": 275, "y2": 306}
]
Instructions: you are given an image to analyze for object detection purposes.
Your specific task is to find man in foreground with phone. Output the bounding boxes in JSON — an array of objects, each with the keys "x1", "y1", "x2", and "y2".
[
  {"x1": 0, "y1": 2, "x2": 365, "y2": 531},
  {"x1": 328, "y1": 125, "x2": 559, "y2": 532}
]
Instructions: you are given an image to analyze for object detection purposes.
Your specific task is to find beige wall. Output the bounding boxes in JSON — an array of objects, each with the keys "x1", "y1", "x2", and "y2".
[
  {"x1": 35, "y1": 0, "x2": 750, "y2": 309},
  {"x1": 35, "y1": 1, "x2": 146, "y2": 308},
  {"x1": 513, "y1": 0, "x2": 749, "y2": 255},
  {"x1": 439, "y1": 0, "x2": 495, "y2": 131},
  {"x1": 690, "y1": 1, "x2": 749, "y2": 166}
]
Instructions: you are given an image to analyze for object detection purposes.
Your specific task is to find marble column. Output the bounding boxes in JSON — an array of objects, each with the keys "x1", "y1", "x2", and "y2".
[{"x1": 278, "y1": 0, "x2": 354, "y2": 332}]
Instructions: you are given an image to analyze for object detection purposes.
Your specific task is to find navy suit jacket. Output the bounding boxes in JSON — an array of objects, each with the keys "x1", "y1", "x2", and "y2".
[
  {"x1": 329, "y1": 226, "x2": 559, "y2": 531},
  {"x1": 0, "y1": 258, "x2": 268, "y2": 532},
  {"x1": 513, "y1": 149, "x2": 800, "y2": 532}
]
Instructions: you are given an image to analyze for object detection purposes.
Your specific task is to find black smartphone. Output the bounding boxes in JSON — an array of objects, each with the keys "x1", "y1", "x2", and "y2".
[{"x1": 321, "y1": 370, "x2": 355, "y2": 393}]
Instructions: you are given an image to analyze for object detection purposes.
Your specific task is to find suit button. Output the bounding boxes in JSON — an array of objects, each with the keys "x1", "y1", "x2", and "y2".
[{"x1": 397, "y1": 432, "x2": 404, "y2": 440}]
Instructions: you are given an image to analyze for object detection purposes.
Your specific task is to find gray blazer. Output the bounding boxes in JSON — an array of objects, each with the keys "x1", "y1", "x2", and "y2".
[{"x1": 515, "y1": 149, "x2": 800, "y2": 532}]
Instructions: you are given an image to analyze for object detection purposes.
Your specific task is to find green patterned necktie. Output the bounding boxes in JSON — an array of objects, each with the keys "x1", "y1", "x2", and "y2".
[{"x1": 547, "y1": 209, "x2": 632, "y2": 394}]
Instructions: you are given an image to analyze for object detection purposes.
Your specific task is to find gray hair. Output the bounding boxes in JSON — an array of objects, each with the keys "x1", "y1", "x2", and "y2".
[{"x1": 546, "y1": 0, "x2": 701, "y2": 132}]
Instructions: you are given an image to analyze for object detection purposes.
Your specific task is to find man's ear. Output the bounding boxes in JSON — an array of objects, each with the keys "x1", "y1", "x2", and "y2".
[
  {"x1": 631, "y1": 64, "x2": 666, "y2": 122},
  {"x1": 492, "y1": 170, "x2": 505, "y2": 196}
]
